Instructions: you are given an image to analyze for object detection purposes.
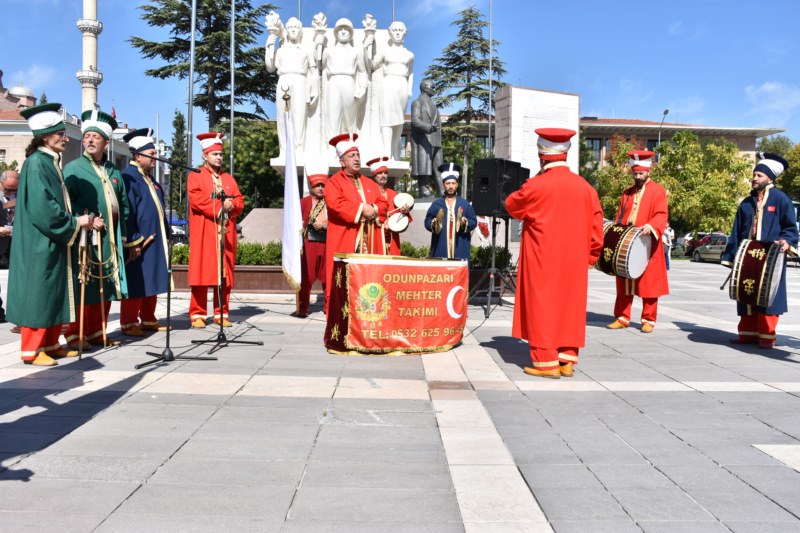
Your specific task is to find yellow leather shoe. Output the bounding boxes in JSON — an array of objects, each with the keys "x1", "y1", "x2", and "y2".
[
  {"x1": 51, "y1": 347, "x2": 79, "y2": 358},
  {"x1": 67, "y1": 339, "x2": 92, "y2": 351},
  {"x1": 560, "y1": 362, "x2": 574, "y2": 377},
  {"x1": 607, "y1": 320, "x2": 628, "y2": 329},
  {"x1": 26, "y1": 353, "x2": 58, "y2": 366},
  {"x1": 141, "y1": 323, "x2": 170, "y2": 332},
  {"x1": 641, "y1": 323, "x2": 655, "y2": 333},
  {"x1": 122, "y1": 325, "x2": 147, "y2": 337},
  {"x1": 191, "y1": 319, "x2": 206, "y2": 329},
  {"x1": 523, "y1": 367, "x2": 561, "y2": 379},
  {"x1": 214, "y1": 318, "x2": 233, "y2": 327}
]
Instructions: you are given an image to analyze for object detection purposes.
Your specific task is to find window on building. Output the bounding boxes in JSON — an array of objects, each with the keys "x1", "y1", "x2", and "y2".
[
  {"x1": 0, "y1": 149, "x2": 5, "y2": 163},
  {"x1": 399, "y1": 134, "x2": 407, "y2": 158},
  {"x1": 476, "y1": 136, "x2": 494, "y2": 155},
  {"x1": 646, "y1": 140, "x2": 659, "y2": 151},
  {"x1": 585, "y1": 138, "x2": 602, "y2": 161}
]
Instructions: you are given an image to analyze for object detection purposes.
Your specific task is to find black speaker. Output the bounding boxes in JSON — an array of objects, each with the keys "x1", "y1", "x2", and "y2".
[{"x1": 471, "y1": 158, "x2": 524, "y2": 216}]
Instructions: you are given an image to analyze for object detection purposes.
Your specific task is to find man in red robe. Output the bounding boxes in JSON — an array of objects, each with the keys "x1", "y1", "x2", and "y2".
[
  {"x1": 294, "y1": 173, "x2": 328, "y2": 318},
  {"x1": 368, "y1": 156, "x2": 411, "y2": 256},
  {"x1": 607, "y1": 150, "x2": 669, "y2": 333},
  {"x1": 505, "y1": 128, "x2": 604, "y2": 379},
  {"x1": 322, "y1": 133, "x2": 381, "y2": 313},
  {"x1": 187, "y1": 132, "x2": 244, "y2": 328}
]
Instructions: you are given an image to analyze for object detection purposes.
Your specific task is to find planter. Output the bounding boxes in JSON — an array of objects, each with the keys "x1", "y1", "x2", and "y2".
[{"x1": 171, "y1": 265, "x2": 322, "y2": 294}]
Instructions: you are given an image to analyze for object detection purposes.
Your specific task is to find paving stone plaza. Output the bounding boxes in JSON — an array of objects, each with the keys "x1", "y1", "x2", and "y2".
[{"x1": 1, "y1": 261, "x2": 800, "y2": 532}]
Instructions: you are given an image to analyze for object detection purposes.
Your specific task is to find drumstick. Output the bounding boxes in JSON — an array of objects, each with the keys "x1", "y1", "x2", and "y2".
[{"x1": 719, "y1": 271, "x2": 732, "y2": 291}]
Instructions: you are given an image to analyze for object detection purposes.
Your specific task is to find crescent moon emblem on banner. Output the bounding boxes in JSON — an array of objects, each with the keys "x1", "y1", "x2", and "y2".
[{"x1": 446, "y1": 286, "x2": 465, "y2": 319}]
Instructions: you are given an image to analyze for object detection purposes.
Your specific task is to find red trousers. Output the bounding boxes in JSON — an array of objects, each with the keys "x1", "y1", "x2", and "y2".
[
  {"x1": 20, "y1": 325, "x2": 63, "y2": 362},
  {"x1": 65, "y1": 302, "x2": 112, "y2": 344},
  {"x1": 190, "y1": 285, "x2": 230, "y2": 321},
  {"x1": 529, "y1": 346, "x2": 579, "y2": 371},
  {"x1": 614, "y1": 278, "x2": 659, "y2": 326},
  {"x1": 120, "y1": 296, "x2": 158, "y2": 330},
  {"x1": 298, "y1": 241, "x2": 326, "y2": 315},
  {"x1": 736, "y1": 313, "x2": 779, "y2": 346}
]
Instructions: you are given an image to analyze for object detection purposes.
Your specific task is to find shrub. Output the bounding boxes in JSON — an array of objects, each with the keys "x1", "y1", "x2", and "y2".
[
  {"x1": 169, "y1": 241, "x2": 283, "y2": 265},
  {"x1": 470, "y1": 245, "x2": 514, "y2": 270},
  {"x1": 400, "y1": 241, "x2": 431, "y2": 258}
]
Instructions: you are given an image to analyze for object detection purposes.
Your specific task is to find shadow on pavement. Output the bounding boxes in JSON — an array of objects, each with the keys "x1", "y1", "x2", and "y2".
[
  {"x1": 0, "y1": 358, "x2": 148, "y2": 482},
  {"x1": 480, "y1": 335, "x2": 529, "y2": 369},
  {"x1": 674, "y1": 321, "x2": 800, "y2": 362}
]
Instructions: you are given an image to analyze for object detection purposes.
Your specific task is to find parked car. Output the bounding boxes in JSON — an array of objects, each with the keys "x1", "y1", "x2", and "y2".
[
  {"x1": 683, "y1": 232, "x2": 708, "y2": 255},
  {"x1": 692, "y1": 233, "x2": 728, "y2": 263}
]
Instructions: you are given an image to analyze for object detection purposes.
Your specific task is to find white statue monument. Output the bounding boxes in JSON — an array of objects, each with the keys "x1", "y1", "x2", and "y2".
[{"x1": 264, "y1": 11, "x2": 411, "y2": 179}]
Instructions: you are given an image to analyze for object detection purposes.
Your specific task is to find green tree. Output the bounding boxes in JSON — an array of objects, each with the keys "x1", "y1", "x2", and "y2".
[
  {"x1": 0, "y1": 161, "x2": 18, "y2": 172},
  {"x1": 652, "y1": 131, "x2": 750, "y2": 233},
  {"x1": 779, "y1": 143, "x2": 800, "y2": 200},
  {"x1": 39, "y1": 92, "x2": 47, "y2": 104},
  {"x1": 130, "y1": 0, "x2": 277, "y2": 128},
  {"x1": 424, "y1": 5, "x2": 506, "y2": 187},
  {"x1": 216, "y1": 118, "x2": 283, "y2": 218},
  {"x1": 169, "y1": 109, "x2": 189, "y2": 217},
  {"x1": 756, "y1": 134, "x2": 793, "y2": 156},
  {"x1": 594, "y1": 135, "x2": 642, "y2": 217}
]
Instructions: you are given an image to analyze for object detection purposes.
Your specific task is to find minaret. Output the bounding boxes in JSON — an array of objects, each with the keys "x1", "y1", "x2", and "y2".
[{"x1": 76, "y1": 0, "x2": 103, "y2": 111}]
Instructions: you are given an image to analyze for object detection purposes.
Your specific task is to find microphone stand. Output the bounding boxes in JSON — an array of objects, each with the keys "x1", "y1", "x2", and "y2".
[
  {"x1": 136, "y1": 155, "x2": 217, "y2": 368},
  {"x1": 191, "y1": 187, "x2": 263, "y2": 354}
]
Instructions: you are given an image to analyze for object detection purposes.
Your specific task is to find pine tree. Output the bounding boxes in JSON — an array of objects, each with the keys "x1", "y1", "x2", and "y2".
[
  {"x1": 424, "y1": 6, "x2": 506, "y2": 141},
  {"x1": 169, "y1": 109, "x2": 189, "y2": 217},
  {"x1": 129, "y1": 0, "x2": 277, "y2": 128}
]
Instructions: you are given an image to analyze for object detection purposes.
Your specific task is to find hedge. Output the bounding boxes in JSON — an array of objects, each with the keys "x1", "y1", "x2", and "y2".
[{"x1": 171, "y1": 240, "x2": 514, "y2": 269}]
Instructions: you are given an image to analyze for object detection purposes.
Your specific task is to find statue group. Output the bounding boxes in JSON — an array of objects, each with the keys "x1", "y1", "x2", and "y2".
[{"x1": 265, "y1": 11, "x2": 442, "y2": 196}]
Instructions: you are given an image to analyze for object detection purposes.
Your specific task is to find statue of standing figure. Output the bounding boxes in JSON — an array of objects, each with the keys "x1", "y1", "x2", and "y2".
[
  {"x1": 365, "y1": 21, "x2": 414, "y2": 161},
  {"x1": 264, "y1": 13, "x2": 318, "y2": 162},
  {"x1": 320, "y1": 18, "x2": 369, "y2": 140},
  {"x1": 410, "y1": 78, "x2": 444, "y2": 197}
]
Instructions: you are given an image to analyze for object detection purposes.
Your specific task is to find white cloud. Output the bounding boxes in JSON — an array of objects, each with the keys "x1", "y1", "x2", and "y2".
[
  {"x1": 745, "y1": 81, "x2": 800, "y2": 126},
  {"x1": 10, "y1": 65, "x2": 56, "y2": 92},
  {"x1": 666, "y1": 96, "x2": 706, "y2": 118},
  {"x1": 668, "y1": 21, "x2": 683, "y2": 36}
]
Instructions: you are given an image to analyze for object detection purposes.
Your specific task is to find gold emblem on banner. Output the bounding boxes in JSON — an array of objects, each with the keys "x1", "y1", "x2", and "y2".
[
  {"x1": 613, "y1": 226, "x2": 624, "y2": 233},
  {"x1": 603, "y1": 248, "x2": 614, "y2": 262},
  {"x1": 330, "y1": 323, "x2": 340, "y2": 341},
  {"x1": 355, "y1": 282, "x2": 390, "y2": 324},
  {"x1": 335, "y1": 269, "x2": 343, "y2": 288},
  {"x1": 747, "y1": 248, "x2": 766, "y2": 261},
  {"x1": 743, "y1": 278, "x2": 756, "y2": 295},
  {"x1": 341, "y1": 305, "x2": 349, "y2": 318}
]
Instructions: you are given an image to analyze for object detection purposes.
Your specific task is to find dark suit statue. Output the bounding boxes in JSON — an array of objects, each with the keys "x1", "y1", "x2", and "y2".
[{"x1": 410, "y1": 79, "x2": 444, "y2": 197}]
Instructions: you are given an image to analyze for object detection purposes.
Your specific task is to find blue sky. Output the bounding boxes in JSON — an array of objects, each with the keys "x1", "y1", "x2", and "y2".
[{"x1": 3, "y1": 0, "x2": 800, "y2": 160}]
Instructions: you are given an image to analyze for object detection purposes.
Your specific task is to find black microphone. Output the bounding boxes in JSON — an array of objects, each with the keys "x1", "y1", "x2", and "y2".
[{"x1": 210, "y1": 191, "x2": 243, "y2": 200}]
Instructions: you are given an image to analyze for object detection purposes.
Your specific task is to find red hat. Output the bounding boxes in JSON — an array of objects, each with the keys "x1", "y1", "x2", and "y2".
[
  {"x1": 366, "y1": 156, "x2": 390, "y2": 175},
  {"x1": 197, "y1": 132, "x2": 225, "y2": 154},
  {"x1": 536, "y1": 128, "x2": 575, "y2": 161},
  {"x1": 628, "y1": 150, "x2": 655, "y2": 172},
  {"x1": 329, "y1": 133, "x2": 359, "y2": 158},
  {"x1": 308, "y1": 174, "x2": 327, "y2": 187}
]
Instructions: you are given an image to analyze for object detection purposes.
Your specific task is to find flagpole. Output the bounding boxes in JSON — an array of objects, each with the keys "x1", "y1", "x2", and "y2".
[
  {"x1": 186, "y1": 0, "x2": 198, "y2": 223},
  {"x1": 229, "y1": 0, "x2": 236, "y2": 174}
]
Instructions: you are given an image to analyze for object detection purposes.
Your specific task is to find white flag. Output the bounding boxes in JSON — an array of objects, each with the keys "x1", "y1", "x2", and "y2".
[{"x1": 281, "y1": 110, "x2": 303, "y2": 289}]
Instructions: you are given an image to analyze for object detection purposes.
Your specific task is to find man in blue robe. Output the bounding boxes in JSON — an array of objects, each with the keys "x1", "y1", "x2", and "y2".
[
  {"x1": 424, "y1": 163, "x2": 477, "y2": 262},
  {"x1": 722, "y1": 152, "x2": 798, "y2": 348},
  {"x1": 119, "y1": 128, "x2": 172, "y2": 335}
]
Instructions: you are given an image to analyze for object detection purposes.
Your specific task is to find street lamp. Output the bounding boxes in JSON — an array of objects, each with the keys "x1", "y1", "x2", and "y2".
[{"x1": 657, "y1": 108, "x2": 669, "y2": 146}]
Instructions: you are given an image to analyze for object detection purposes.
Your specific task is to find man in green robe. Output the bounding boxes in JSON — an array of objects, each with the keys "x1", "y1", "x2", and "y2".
[
  {"x1": 63, "y1": 109, "x2": 130, "y2": 349},
  {"x1": 8, "y1": 103, "x2": 98, "y2": 366}
]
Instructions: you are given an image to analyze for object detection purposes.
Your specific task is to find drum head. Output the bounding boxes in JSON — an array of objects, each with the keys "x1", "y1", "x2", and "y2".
[
  {"x1": 625, "y1": 233, "x2": 652, "y2": 279},
  {"x1": 394, "y1": 193, "x2": 415, "y2": 210},
  {"x1": 387, "y1": 212, "x2": 409, "y2": 233}
]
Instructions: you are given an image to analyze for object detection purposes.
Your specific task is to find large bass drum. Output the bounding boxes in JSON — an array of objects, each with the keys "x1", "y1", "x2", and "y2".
[
  {"x1": 729, "y1": 239, "x2": 784, "y2": 308},
  {"x1": 596, "y1": 223, "x2": 652, "y2": 279}
]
